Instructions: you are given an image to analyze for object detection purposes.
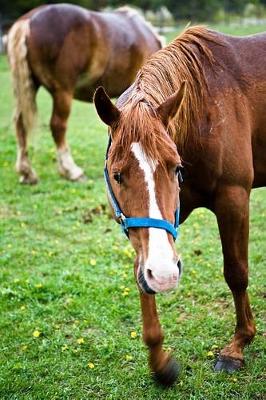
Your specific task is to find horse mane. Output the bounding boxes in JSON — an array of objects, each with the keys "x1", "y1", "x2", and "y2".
[{"x1": 111, "y1": 26, "x2": 220, "y2": 164}]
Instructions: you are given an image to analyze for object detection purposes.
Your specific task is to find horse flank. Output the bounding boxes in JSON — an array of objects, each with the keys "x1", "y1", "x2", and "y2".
[
  {"x1": 113, "y1": 26, "x2": 220, "y2": 164},
  {"x1": 7, "y1": 19, "x2": 37, "y2": 134}
]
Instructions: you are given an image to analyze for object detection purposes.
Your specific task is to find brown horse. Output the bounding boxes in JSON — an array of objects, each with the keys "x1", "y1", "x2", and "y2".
[
  {"x1": 94, "y1": 26, "x2": 266, "y2": 386},
  {"x1": 7, "y1": 4, "x2": 162, "y2": 184}
]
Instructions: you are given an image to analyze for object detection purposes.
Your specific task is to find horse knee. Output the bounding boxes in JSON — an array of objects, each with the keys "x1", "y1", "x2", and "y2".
[{"x1": 143, "y1": 327, "x2": 164, "y2": 348}]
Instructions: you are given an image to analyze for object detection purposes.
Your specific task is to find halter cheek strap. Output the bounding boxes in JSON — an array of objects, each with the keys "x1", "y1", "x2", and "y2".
[{"x1": 104, "y1": 137, "x2": 180, "y2": 241}]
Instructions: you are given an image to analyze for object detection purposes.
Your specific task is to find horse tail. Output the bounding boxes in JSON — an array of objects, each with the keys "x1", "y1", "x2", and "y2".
[{"x1": 7, "y1": 19, "x2": 37, "y2": 134}]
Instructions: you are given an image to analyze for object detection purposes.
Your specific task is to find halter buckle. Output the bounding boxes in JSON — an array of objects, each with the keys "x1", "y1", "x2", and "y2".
[{"x1": 117, "y1": 212, "x2": 126, "y2": 227}]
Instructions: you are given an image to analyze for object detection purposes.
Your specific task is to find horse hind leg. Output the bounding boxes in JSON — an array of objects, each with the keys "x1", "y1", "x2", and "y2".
[
  {"x1": 214, "y1": 185, "x2": 256, "y2": 372},
  {"x1": 8, "y1": 19, "x2": 38, "y2": 184},
  {"x1": 50, "y1": 91, "x2": 85, "y2": 181},
  {"x1": 15, "y1": 113, "x2": 38, "y2": 184}
]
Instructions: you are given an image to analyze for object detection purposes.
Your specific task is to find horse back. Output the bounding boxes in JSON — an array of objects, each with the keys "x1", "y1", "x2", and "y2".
[
  {"x1": 20, "y1": 4, "x2": 161, "y2": 101},
  {"x1": 91, "y1": 10, "x2": 162, "y2": 97}
]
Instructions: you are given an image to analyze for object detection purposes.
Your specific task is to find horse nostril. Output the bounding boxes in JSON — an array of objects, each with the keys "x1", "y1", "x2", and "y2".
[
  {"x1": 138, "y1": 267, "x2": 156, "y2": 295},
  {"x1": 147, "y1": 269, "x2": 153, "y2": 280},
  {"x1": 177, "y1": 259, "x2": 182, "y2": 275}
]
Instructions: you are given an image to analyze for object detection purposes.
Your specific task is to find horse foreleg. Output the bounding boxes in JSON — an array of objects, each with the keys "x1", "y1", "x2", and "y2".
[
  {"x1": 50, "y1": 91, "x2": 85, "y2": 181},
  {"x1": 139, "y1": 291, "x2": 180, "y2": 386},
  {"x1": 15, "y1": 113, "x2": 38, "y2": 184},
  {"x1": 214, "y1": 185, "x2": 256, "y2": 372}
]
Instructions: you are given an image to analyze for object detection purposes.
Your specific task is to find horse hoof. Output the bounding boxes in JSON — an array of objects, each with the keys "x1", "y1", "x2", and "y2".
[
  {"x1": 73, "y1": 173, "x2": 87, "y2": 183},
  {"x1": 153, "y1": 357, "x2": 180, "y2": 387},
  {"x1": 214, "y1": 356, "x2": 243, "y2": 373},
  {"x1": 19, "y1": 173, "x2": 38, "y2": 185},
  {"x1": 62, "y1": 169, "x2": 86, "y2": 182}
]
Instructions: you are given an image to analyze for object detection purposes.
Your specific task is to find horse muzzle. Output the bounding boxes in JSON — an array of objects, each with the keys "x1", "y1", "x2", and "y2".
[{"x1": 137, "y1": 260, "x2": 182, "y2": 294}]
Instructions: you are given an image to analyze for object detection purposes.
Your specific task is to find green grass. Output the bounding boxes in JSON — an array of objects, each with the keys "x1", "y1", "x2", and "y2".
[{"x1": 0, "y1": 23, "x2": 265, "y2": 400}]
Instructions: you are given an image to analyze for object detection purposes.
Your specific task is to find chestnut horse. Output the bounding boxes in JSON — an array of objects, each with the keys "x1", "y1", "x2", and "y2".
[
  {"x1": 94, "y1": 26, "x2": 266, "y2": 385},
  {"x1": 7, "y1": 4, "x2": 162, "y2": 184}
]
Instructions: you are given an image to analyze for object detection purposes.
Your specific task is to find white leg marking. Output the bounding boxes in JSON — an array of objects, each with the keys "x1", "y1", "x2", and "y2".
[
  {"x1": 57, "y1": 148, "x2": 84, "y2": 181},
  {"x1": 131, "y1": 142, "x2": 178, "y2": 287}
]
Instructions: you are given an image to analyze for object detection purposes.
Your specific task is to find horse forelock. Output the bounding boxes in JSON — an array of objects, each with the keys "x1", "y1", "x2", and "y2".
[
  {"x1": 113, "y1": 26, "x2": 220, "y2": 160},
  {"x1": 109, "y1": 98, "x2": 177, "y2": 167}
]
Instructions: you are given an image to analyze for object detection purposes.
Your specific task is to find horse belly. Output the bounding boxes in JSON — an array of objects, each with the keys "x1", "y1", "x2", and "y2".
[
  {"x1": 74, "y1": 79, "x2": 104, "y2": 102},
  {"x1": 74, "y1": 70, "x2": 104, "y2": 102}
]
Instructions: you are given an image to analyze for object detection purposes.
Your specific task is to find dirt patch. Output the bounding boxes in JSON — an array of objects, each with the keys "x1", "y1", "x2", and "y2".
[{"x1": 82, "y1": 204, "x2": 110, "y2": 224}]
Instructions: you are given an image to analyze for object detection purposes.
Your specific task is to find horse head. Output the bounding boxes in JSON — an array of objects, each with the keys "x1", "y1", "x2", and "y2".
[{"x1": 94, "y1": 84, "x2": 186, "y2": 294}]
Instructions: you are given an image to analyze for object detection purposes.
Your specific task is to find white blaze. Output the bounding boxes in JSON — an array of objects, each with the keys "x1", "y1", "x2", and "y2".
[{"x1": 131, "y1": 142, "x2": 177, "y2": 281}]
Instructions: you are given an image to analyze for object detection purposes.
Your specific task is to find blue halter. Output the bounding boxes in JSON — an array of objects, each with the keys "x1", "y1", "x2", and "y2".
[{"x1": 104, "y1": 137, "x2": 180, "y2": 241}]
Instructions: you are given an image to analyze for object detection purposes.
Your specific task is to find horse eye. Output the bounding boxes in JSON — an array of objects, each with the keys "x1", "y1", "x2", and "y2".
[
  {"x1": 175, "y1": 165, "x2": 181, "y2": 174},
  {"x1": 113, "y1": 172, "x2": 122, "y2": 184},
  {"x1": 175, "y1": 165, "x2": 184, "y2": 184}
]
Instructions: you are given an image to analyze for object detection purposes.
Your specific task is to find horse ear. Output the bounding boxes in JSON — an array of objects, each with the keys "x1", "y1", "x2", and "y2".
[
  {"x1": 94, "y1": 86, "x2": 121, "y2": 127},
  {"x1": 156, "y1": 81, "x2": 186, "y2": 126}
]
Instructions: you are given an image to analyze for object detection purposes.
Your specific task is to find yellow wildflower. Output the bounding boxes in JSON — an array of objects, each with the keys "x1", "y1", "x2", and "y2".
[
  {"x1": 35, "y1": 283, "x2": 43, "y2": 289},
  {"x1": 33, "y1": 330, "x2": 41, "y2": 338},
  {"x1": 207, "y1": 351, "x2": 214, "y2": 358},
  {"x1": 125, "y1": 355, "x2": 133, "y2": 362},
  {"x1": 90, "y1": 259, "x2": 96, "y2": 266},
  {"x1": 87, "y1": 362, "x2": 95, "y2": 369},
  {"x1": 130, "y1": 331, "x2": 137, "y2": 339},
  {"x1": 77, "y1": 338, "x2": 85, "y2": 345}
]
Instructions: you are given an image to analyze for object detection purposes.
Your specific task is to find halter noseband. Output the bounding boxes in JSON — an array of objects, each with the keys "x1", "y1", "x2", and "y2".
[{"x1": 104, "y1": 137, "x2": 180, "y2": 241}]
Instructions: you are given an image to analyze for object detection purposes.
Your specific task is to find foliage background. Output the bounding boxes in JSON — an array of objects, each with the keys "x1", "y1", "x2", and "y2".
[{"x1": 2, "y1": 0, "x2": 266, "y2": 21}]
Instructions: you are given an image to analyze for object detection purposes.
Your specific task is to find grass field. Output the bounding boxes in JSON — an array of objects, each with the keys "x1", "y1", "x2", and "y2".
[{"x1": 0, "y1": 23, "x2": 265, "y2": 400}]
